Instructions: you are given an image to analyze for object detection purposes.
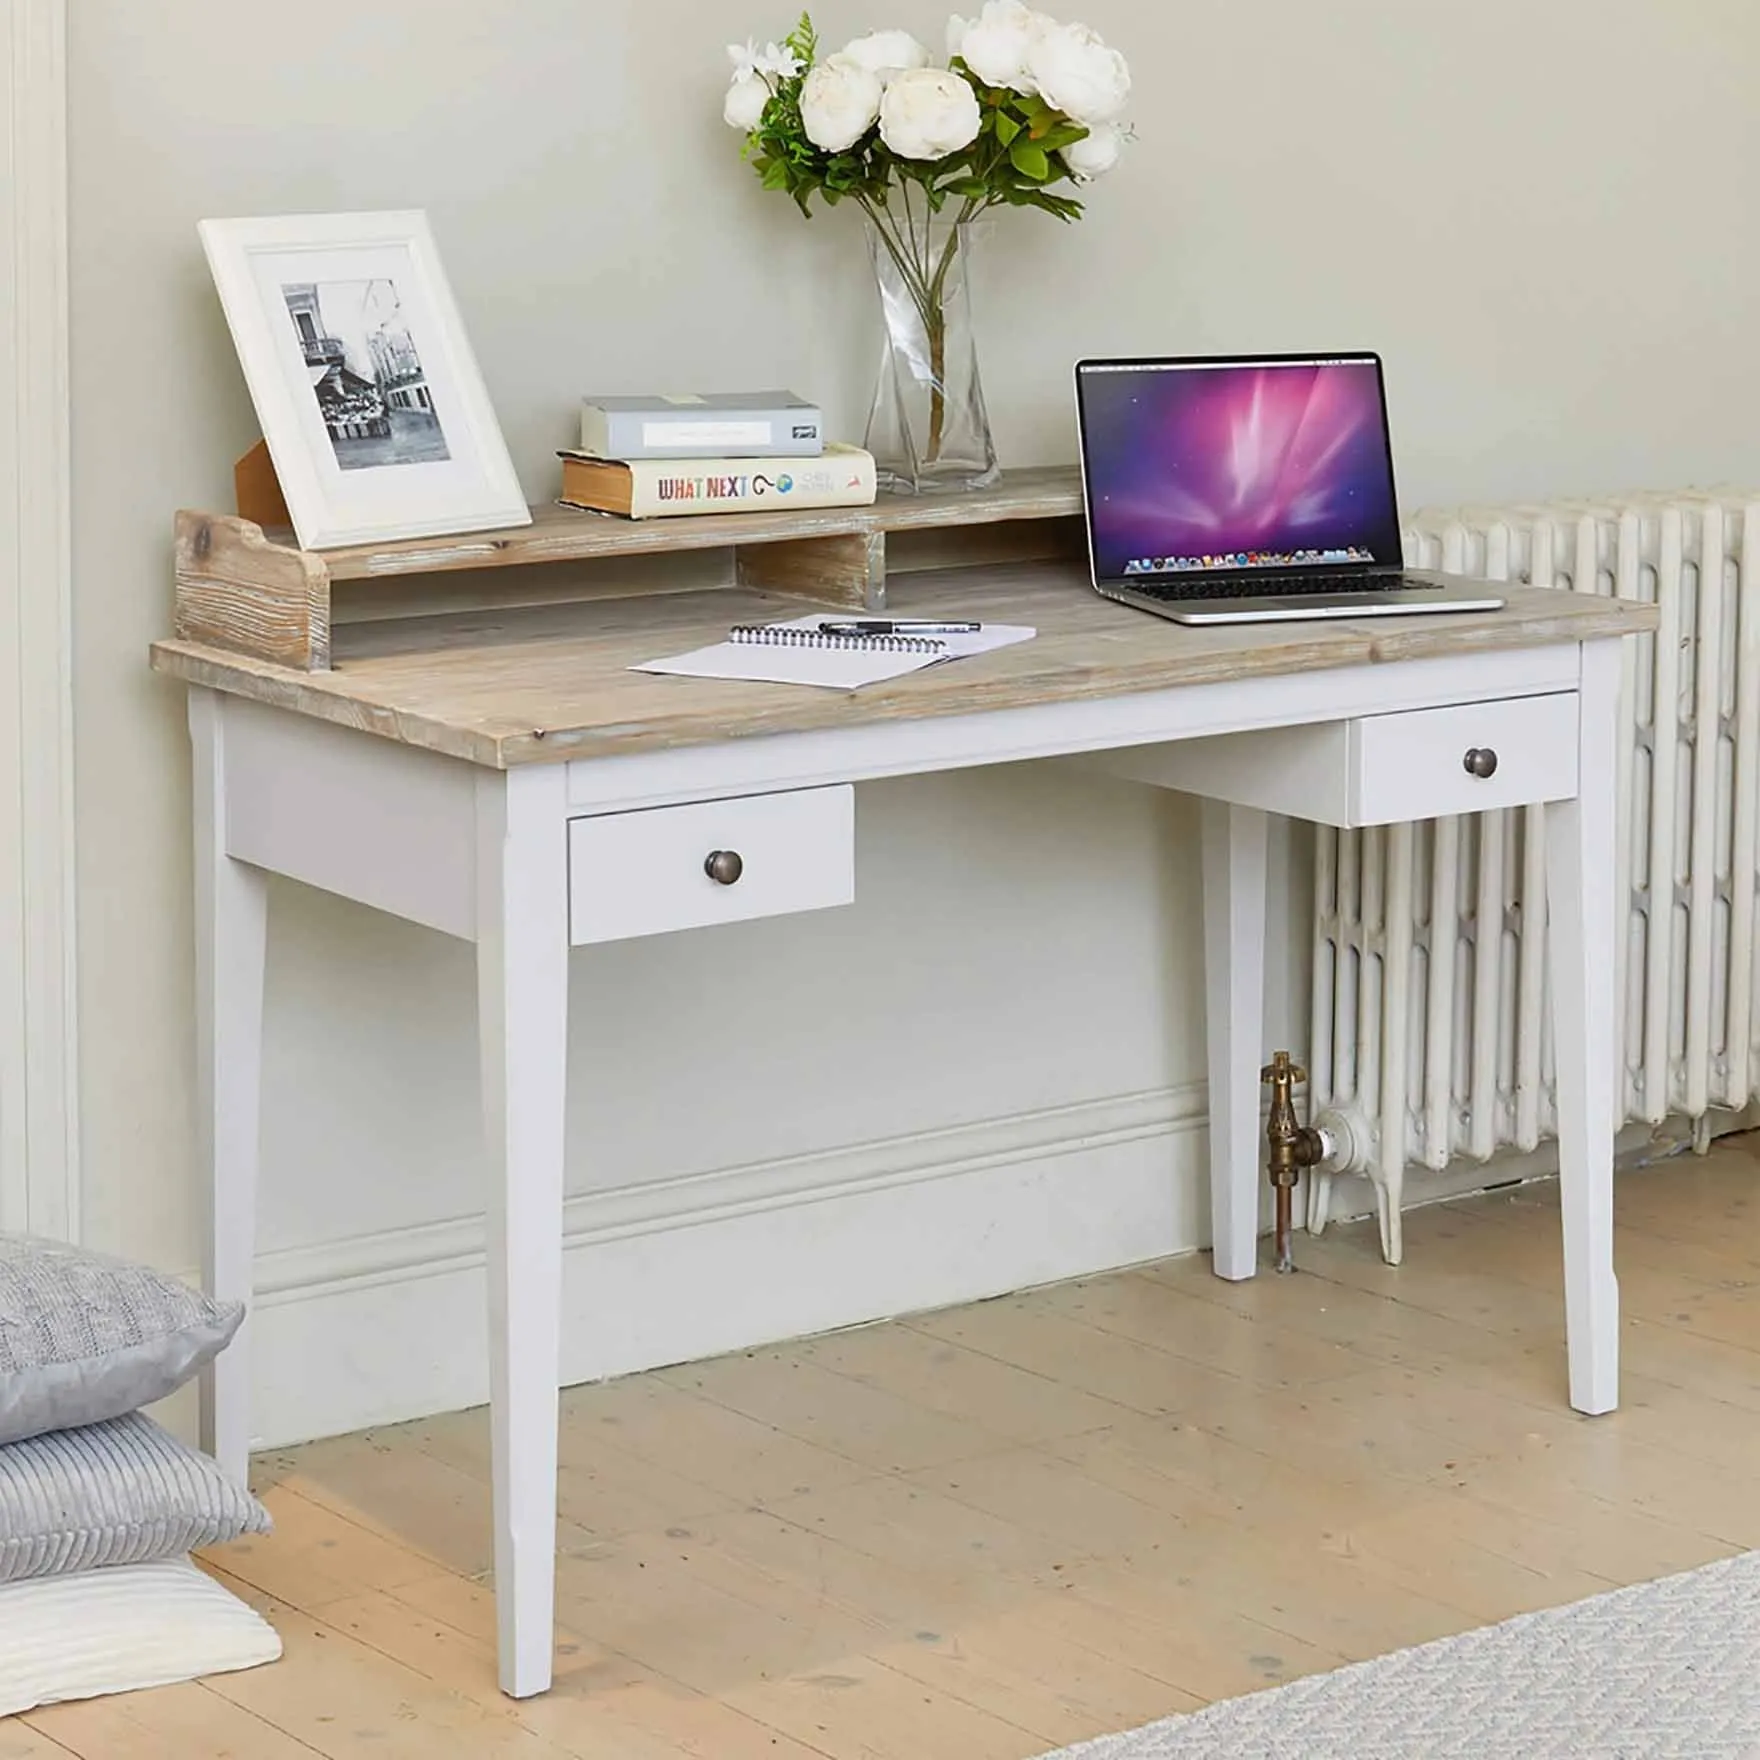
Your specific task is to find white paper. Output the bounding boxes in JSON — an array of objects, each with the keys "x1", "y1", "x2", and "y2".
[
  {"x1": 633, "y1": 642, "x2": 942, "y2": 690},
  {"x1": 911, "y1": 623, "x2": 1038, "y2": 661},
  {"x1": 633, "y1": 615, "x2": 1037, "y2": 692},
  {"x1": 640, "y1": 419, "x2": 772, "y2": 449}
]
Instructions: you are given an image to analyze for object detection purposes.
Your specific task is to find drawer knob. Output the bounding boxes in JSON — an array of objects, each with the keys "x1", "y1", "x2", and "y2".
[
  {"x1": 1462, "y1": 747, "x2": 1499, "y2": 779},
  {"x1": 704, "y1": 849, "x2": 744, "y2": 886}
]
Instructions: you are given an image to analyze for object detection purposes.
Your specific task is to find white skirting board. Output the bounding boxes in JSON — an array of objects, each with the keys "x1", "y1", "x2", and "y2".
[
  {"x1": 209, "y1": 1087, "x2": 1733, "y2": 1451},
  {"x1": 241, "y1": 1081, "x2": 1211, "y2": 1450}
]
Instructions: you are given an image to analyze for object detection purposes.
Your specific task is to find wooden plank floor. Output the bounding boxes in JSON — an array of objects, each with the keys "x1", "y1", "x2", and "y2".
[{"x1": 16, "y1": 1138, "x2": 1760, "y2": 1759}]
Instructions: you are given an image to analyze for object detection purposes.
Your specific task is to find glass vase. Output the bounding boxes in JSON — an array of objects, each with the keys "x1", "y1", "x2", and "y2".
[{"x1": 862, "y1": 211, "x2": 999, "y2": 495}]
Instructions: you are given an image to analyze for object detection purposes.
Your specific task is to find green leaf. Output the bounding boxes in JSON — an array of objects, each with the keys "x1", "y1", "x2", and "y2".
[
  {"x1": 1036, "y1": 123, "x2": 1085, "y2": 152},
  {"x1": 1008, "y1": 138, "x2": 1050, "y2": 181},
  {"x1": 785, "y1": 10, "x2": 817, "y2": 65},
  {"x1": 994, "y1": 110, "x2": 1021, "y2": 146},
  {"x1": 761, "y1": 159, "x2": 790, "y2": 190}
]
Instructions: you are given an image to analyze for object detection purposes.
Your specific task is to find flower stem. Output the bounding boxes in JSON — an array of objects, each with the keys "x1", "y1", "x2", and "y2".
[
  {"x1": 927, "y1": 301, "x2": 947, "y2": 460},
  {"x1": 921, "y1": 198, "x2": 985, "y2": 463}
]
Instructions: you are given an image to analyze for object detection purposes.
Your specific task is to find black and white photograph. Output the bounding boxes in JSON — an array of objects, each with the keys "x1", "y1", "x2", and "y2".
[
  {"x1": 282, "y1": 278, "x2": 450, "y2": 470},
  {"x1": 199, "y1": 210, "x2": 528, "y2": 548}
]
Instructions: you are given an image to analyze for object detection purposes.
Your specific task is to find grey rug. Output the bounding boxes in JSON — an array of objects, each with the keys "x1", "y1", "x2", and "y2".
[{"x1": 1050, "y1": 1550, "x2": 1760, "y2": 1758}]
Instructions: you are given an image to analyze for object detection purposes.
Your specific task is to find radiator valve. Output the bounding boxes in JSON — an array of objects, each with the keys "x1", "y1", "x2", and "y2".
[{"x1": 1260, "y1": 1052, "x2": 1327, "y2": 1274}]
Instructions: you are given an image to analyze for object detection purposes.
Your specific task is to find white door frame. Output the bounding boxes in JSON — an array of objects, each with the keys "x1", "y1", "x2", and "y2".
[{"x1": 0, "y1": 0, "x2": 80, "y2": 1239}]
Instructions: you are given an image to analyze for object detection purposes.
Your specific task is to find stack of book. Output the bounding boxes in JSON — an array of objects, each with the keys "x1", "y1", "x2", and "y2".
[{"x1": 557, "y1": 391, "x2": 877, "y2": 520}]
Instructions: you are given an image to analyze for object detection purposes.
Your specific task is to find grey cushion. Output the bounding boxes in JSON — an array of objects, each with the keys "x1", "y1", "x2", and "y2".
[
  {"x1": 0, "y1": 1411, "x2": 270, "y2": 1583},
  {"x1": 0, "y1": 1236, "x2": 242, "y2": 1445}
]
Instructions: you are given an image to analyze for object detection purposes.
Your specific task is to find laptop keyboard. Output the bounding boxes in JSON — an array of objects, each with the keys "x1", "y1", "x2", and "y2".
[{"x1": 1126, "y1": 573, "x2": 1425, "y2": 601}]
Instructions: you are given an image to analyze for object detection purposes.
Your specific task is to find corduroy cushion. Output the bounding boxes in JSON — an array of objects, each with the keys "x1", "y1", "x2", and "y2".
[
  {"x1": 0, "y1": 1411, "x2": 270, "y2": 1584},
  {"x1": 0, "y1": 1235, "x2": 242, "y2": 1444}
]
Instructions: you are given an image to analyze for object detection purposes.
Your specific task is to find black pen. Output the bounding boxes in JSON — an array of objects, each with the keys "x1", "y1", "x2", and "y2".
[{"x1": 816, "y1": 619, "x2": 982, "y2": 636}]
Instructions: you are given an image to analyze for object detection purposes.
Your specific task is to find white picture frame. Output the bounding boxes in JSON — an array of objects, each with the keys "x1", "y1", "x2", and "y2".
[{"x1": 198, "y1": 209, "x2": 531, "y2": 550}]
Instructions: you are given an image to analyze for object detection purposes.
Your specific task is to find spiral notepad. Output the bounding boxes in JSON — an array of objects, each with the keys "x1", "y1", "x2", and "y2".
[
  {"x1": 726, "y1": 624, "x2": 945, "y2": 656},
  {"x1": 634, "y1": 615, "x2": 1037, "y2": 691}
]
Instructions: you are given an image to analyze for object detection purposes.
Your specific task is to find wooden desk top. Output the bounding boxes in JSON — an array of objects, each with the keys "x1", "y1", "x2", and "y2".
[{"x1": 150, "y1": 561, "x2": 1659, "y2": 769}]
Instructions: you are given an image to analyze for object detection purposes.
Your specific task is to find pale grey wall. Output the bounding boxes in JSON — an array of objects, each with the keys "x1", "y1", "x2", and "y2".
[{"x1": 66, "y1": 0, "x2": 1760, "y2": 1432}]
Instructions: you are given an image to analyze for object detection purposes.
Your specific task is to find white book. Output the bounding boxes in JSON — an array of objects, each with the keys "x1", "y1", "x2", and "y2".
[
  {"x1": 579, "y1": 391, "x2": 823, "y2": 459},
  {"x1": 633, "y1": 615, "x2": 1037, "y2": 691}
]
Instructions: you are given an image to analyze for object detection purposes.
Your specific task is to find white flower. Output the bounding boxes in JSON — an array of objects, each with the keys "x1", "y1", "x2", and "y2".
[
  {"x1": 834, "y1": 29, "x2": 931, "y2": 85},
  {"x1": 723, "y1": 72, "x2": 771, "y2": 131},
  {"x1": 878, "y1": 66, "x2": 983, "y2": 160},
  {"x1": 799, "y1": 58, "x2": 884, "y2": 152},
  {"x1": 726, "y1": 38, "x2": 800, "y2": 82},
  {"x1": 1026, "y1": 20, "x2": 1130, "y2": 124},
  {"x1": 955, "y1": 0, "x2": 1051, "y2": 95},
  {"x1": 1063, "y1": 120, "x2": 1125, "y2": 179}
]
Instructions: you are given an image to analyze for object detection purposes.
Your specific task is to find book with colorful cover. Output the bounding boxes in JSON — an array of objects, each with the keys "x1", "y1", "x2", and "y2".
[{"x1": 557, "y1": 442, "x2": 877, "y2": 519}]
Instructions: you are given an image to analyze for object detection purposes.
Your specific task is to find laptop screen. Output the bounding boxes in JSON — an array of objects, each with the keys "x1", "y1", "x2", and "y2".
[{"x1": 1075, "y1": 354, "x2": 1404, "y2": 584}]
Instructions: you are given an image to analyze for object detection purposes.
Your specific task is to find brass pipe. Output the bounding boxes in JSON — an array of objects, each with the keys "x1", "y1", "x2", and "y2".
[{"x1": 1260, "y1": 1051, "x2": 1327, "y2": 1273}]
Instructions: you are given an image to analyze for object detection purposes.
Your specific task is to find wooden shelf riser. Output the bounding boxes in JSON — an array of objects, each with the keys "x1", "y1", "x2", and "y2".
[
  {"x1": 887, "y1": 516, "x2": 1087, "y2": 580},
  {"x1": 176, "y1": 512, "x2": 332, "y2": 672},
  {"x1": 173, "y1": 466, "x2": 1088, "y2": 670},
  {"x1": 735, "y1": 531, "x2": 883, "y2": 612}
]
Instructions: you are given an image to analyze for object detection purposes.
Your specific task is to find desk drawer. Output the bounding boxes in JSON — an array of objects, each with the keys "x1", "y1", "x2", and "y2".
[
  {"x1": 568, "y1": 786, "x2": 854, "y2": 944},
  {"x1": 1351, "y1": 692, "x2": 1579, "y2": 825}
]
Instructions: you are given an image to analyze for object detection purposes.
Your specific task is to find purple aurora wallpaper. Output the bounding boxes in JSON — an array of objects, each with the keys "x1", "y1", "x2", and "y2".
[{"x1": 1079, "y1": 359, "x2": 1403, "y2": 580}]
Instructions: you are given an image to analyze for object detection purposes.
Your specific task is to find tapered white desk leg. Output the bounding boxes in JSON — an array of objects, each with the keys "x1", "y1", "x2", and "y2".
[
  {"x1": 476, "y1": 767, "x2": 570, "y2": 1698},
  {"x1": 1201, "y1": 799, "x2": 1269, "y2": 1281},
  {"x1": 189, "y1": 689, "x2": 268, "y2": 1486},
  {"x1": 1547, "y1": 639, "x2": 1622, "y2": 1416}
]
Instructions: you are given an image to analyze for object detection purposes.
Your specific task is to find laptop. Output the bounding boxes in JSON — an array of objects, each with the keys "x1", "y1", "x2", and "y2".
[{"x1": 1073, "y1": 351, "x2": 1504, "y2": 625}]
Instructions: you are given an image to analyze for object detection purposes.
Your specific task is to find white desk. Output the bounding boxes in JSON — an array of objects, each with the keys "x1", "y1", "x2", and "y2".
[{"x1": 151, "y1": 560, "x2": 1653, "y2": 1698}]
